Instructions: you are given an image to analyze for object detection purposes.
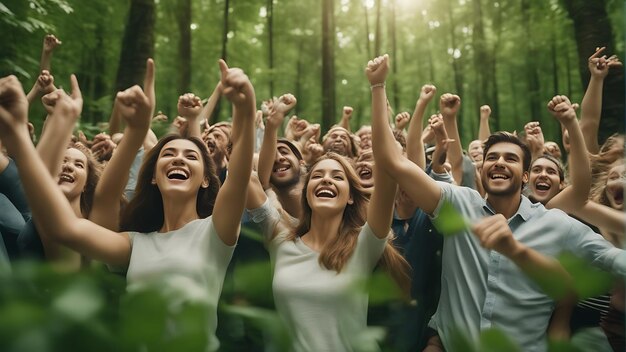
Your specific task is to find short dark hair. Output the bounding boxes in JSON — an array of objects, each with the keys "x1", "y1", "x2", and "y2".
[{"x1": 483, "y1": 132, "x2": 531, "y2": 172}]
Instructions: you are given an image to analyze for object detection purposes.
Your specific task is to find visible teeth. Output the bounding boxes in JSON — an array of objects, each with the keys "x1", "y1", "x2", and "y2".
[
  {"x1": 491, "y1": 173, "x2": 507, "y2": 179},
  {"x1": 316, "y1": 189, "x2": 336, "y2": 198},
  {"x1": 167, "y1": 169, "x2": 189, "y2": 180},
  {"x1": 59, "y1": 174, "x2": 74, "y2": 183},
  {"x1": 274, "y1": 166, "x2": 289, "y2": 172}
]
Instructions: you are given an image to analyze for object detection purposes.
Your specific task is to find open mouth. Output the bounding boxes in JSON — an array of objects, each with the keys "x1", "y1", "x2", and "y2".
[
  {"x1": 357, "y1": 167, "x2": 372, "y2": 180},
  {"x1": 207, "y1": 141, "x2": 216, "y2": 153},
  {"x1": 315, "y1": 187, "x2": 337, "y2": 198},
  {"x1": 535, "y1": 181, "x2": 551, "y2": 191},
  {"x1": 58, "y1": 173, "x2": 75, "y2": 184},
  {"x1": 489, "y1": 173, "x2": 509, "y2": 180},
  {"x1": 167, "y1": 168, "x2": 190, "y2": 180},
  {"x1": 273, "y1": 164, "x2": 291, "y2": 173},
  {"x1": 608, "y1": 185, "x2": 624, "y2": 205}
]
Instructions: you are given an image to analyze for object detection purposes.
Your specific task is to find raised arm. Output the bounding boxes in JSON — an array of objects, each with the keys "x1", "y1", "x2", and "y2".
[
  {"x1": 580, "y1": 47, "x2": 622, "y2": 154},
  {"x1": 89, "y1": 59, "x2": 155, "y2": 230},
  {"x1": 429, "y1": 114, "x2": 453, "y2": 178},
  {"x1": 257, "y1": 94, "x2": 296, "y2": 189},
  {"x1": 545, "y1": 96, "x2": 591, "y2": 211},
  {"x1": 366, "y1": 54, "x2": 441, "y2": 215},
  {"x1": 524, "y1": 121, "x2": 545, "y2": 161},
  {"x1": 572, "y1": 200, "x2": 626, "y2": 235},
  {"x1": 40, "y1": 34, "x2": 61, "y2": 72},
  {"x1": 26, "y1": 70, "x2": 56, "y2": 105},
  {"x1": 199, "y1": 81, "x2": 223, "y2": 125},
  {"x1": 0, "y1": 76, "x2": 131, "y2": 266},
  {"x1": 440, "y1": 94, "x2": 464, "y2": 185},
  {"x1": 339, "y1": 106, "x2": 353, "y2": 131},
  {"x1": 177, "y1": 93, "x2": 203, "y2": 139},
  {"x1": 478, "y1": 105, "x2": 491, "y2": 141},
  {"x1": 211, "y1": 60, "x2": 256, "y2": 246},
  {"x1": 406, "y1": 84, "x2": 436, "y2": 169}
]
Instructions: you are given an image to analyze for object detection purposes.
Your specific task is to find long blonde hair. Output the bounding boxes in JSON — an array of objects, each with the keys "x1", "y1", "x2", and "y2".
[{"x1": 289, "y1": 152, "x2": 411, "y2": 295}]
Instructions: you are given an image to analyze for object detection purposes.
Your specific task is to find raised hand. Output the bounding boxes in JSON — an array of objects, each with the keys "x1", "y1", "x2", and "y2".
[
  {"x1": 419, "y1": 84, "x2": 437, "y2": 102},
  {"x1": 50, "y1": 75, "x2": 82, "y2": 119},
  {"x1": 524, "y1": 121, "x2": 545, "y2": 158},
  {"x1": 588, "y1": 47, "x2": 622, "y2": 79},
  {"x1": 91, "y1": 133, "x2": 116, "y2": 160},
  {"x1": 218, "y1": 59, "x2": 255, "y2": 110},
  {"x1": 480, "y1": 105, "x2": 491, "y2": 119},
  {"x1": 365, "y1": 54, "x2": 389, "y2": 85},
  {"x1": 286, "y1": 115, "x2": 309, "y2": 140},
  {"x1": 395, "y1": 111, "x2": 410, "y2": 130},
  {"x1": 439, "y1": 93, "x2": 461, "y2": 117},
  {"x1": 429, "y1": 114, "x2": 452, "y2": 173},
  {"x1": 115, "y1": 85, "x2": 152, "y2": 131},
  {"x1": 143, "y1": 58, "x2": 156, "y2": 117},
  {"x1": 43, "y1": 34, "x2": 62, "y2": 53},
  {"x1": 0, "y1": 76, "x2": 29, "y2": 136},
  {"x1": 272, "y1": 93, "x2": 297, "y2": 115},
  {"x1": 342, "y1": 106, "x2": 353, "y2": 119},
  {"x1": 36, "y1": 70, "x2": 55, "y2": 93},
  {"x1": 177, "y1": 93, "x2": 203, "y2": 119},
  {"x1": 547, "y1": 95, "x2": 577, "y2": 124},
  {"x1": 41, "y1": 89, "x2": 61, "y2": 114}
]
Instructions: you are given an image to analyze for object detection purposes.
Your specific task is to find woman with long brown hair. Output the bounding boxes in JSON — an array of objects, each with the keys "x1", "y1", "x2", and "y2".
[{"x1": 0, "y1": 59, "x2": 256, "y2": 351}]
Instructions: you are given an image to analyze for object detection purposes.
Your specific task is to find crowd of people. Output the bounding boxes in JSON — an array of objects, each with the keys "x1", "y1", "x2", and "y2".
[{"x1": 0, "y1": 35, "x2": 624, "y2": 352}]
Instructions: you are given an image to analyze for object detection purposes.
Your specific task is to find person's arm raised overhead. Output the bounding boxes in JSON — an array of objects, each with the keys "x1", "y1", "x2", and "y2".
[
  {"x1": 177, "y1": 93, "x2": 204, "y2": 139},
  {"x1": 211, "y1": 60, "x2": 256, "y2": 246},
  {"x1": 439, "y1": 93, "x2": 464, "y2": 185},
  {"x1": 258, "y1": 94, "x2": 296, "y2": 189},
  {"x1": 26, "y1": 70, "x2": 56, "y2": 105},
  {"x1": 339, "y1": 106, "x2": 353, "y2": 131},
  {"x1": 406, "y1": 84, "x2": 436, "y2": 169},
  {"x1": 90, "y1": 59, "x2": 155, "y2": 230},
  {"x1": 478, "y1": 105, "x2": 491, "y2": 142},
  {"x1": 366, "y1": 54, "x2": 441, "y2": 215},
  {"x1": 199, "y1": 81, "x2": 223, "y2": 127},
  {"x1": 545, "y1": 95, "x2": 591, "y2": 212},
  {"x1": 0, "y1": 75, "x2": 131, "y2": 266},
  {"x1": 524, "y1": 121, "x2": 545, "y2": 161},
  {"x1": 580, "y1": 47, "x2": 622, "y2": 154}
]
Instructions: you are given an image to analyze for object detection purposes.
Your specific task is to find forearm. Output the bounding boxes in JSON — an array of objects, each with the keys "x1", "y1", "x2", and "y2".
[
  {"x1": 26, "y1": 84, "x2": 40, "y2": 105},
  {"x1": 442, "y1": 115, "x2": 464, "y2": 184},
  {"x1": 186, "y1": 117, "x2": 202, "y2": 139},
  {"x1": 339, "y1": 115, "x2": 350, "y2": 131},
  {"x1": 572, "y1": 201, "x2": 626, "y2": 235},
  {"x1": 406, "y1": 100, "x2": 427, "y2": 169},
  {"x1": 367, "y1": 163, "x2": 397, "y2": 238},
  {"x1": 580, "y1": 77, "x2": 603, "y2": 154},
  {"x1": 200, "y1": 83, "x2": 222, "y2": 124},
  {"x1": 40, "y1": 51, "x2": 53, "y2": 72},
  {"x1": 257, "y1": 121, "x2": 280, "y2": 189},
  {"x1": 36, "y1": 119, "x2": 75, "y2": 177},
  {"x1": 478, "y1": 117, "x2": 490, "y2": 141},
  {"x1": 108, "y1": 109, "x2": 123, "y2": 134}
]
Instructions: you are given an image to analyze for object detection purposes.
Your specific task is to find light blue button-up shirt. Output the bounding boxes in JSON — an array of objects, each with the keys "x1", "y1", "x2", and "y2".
[{"x1": 429, "y1": 182, "x2": 625, "y2": 352}]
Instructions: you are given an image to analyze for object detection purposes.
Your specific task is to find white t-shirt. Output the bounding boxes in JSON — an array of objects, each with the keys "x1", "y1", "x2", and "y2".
[{"x1": 126, "y1": 216, "x2": 235, "y2": 351}]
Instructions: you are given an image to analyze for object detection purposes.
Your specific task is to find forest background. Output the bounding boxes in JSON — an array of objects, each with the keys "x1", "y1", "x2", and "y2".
[{"x1": 1, "y1": 0, "x2": 624, "y2": 148}]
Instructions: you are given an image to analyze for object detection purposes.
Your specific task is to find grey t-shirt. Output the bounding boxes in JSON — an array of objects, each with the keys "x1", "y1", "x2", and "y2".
[{"x1": 126, "y1": 216, "x2": 235, "y2": 351}]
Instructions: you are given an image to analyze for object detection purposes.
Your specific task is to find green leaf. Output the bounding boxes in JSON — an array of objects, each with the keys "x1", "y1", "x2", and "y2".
[
  {"x1": 548, "y1": 339, "x2": 584, "y2": 352},
  {"x1": 479, "y1": 328, "x2": 521, "y2": 352},
  {"x1": 432, "y1": 200, "x2": 470, "y2": 236},
  {"x1": 557, "y1": 252, "x2": 614, "y2": 300}
]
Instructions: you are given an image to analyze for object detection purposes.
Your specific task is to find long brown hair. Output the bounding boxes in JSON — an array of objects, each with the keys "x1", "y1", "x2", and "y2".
[
  {"x1": 70, "y1": 142, "x2": 102, "y2": 218},
  {"x1": 289, "y1": 152, "x2": 411, "y2": 295},
  {"x1": 119, "y1": 134, "x2": 221, "y2": 233}
]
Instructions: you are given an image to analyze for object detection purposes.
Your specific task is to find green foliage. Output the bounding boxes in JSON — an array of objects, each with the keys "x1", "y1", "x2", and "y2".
[
  {"x1": 557, "y1": 252, "x2": 614, "y2": 300},
  {"x1": 432, "y1": 200, "x2": 469, "y2": 236}
]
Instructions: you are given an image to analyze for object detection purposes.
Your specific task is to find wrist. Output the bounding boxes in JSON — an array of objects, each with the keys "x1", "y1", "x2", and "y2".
[{"x1": 370, "y1": 82, "x2": 386, "y2": 89}]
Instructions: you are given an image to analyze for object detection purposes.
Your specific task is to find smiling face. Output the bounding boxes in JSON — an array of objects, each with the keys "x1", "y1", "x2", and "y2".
[
  {"x1": 57, "y1": 148, "x2": 89, "y2": 201},
  {"x1": 604, "y1": 163, "x2": 625, "y2": 210},
  {"x1": 154, "y1": 139, "x2": 208, "y2": 197},
  {"x1": 481, "y1": 142, "x2": 528, "y2": 198},
  {"x1": 306, "y1": 158, "x2": 353, "y2": 214},
  {"x1": 271, "y1": 142, "x2": 303, "y2": 188},
  {"x1": 529, "y1": 157, "x2": 563, "y2": 204},
  {"x1": 205, "y1": 127, "x2": 230, "y2": 163},
  {"x1": 323, "y1": 127, "x2": 353, "y2": 157},
  {"x1": 355, "y1": 151, "x2": 374, "y2": 188},
  {"x1": 468, "y1": 140, "x2": 483, "y2": 163}
]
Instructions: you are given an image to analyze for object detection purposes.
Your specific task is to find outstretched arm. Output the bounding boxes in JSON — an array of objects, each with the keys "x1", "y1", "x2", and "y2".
[
  {"x1": 0, "y1": 75, "x2": 131, "y2": 266},
  {"x1": 545, "y1": 96, "x2": 591, "y2": 211},
  {"x1": 177, "y1": 92, "x2": 203, "y2": 139},
  {"x1": 26, "y1": 70, "x2": 56, "y2": 105},
  {"x1": 212, "y1": 60, "x2": 256, "y2": 246},
  {"x1": 572, "y1": 201, "x2": 626, "y2": 236},
  {"x1": 406, "y1": 84, "x2": 436, "y2": 169},
  {"x1": 39, "y1": 34, "x2": 61, "y2": 72},
  {"x1": 478, "y1": 105, "x2": 491, "y2": 141},
  {"x1": 366, "y1": 54, "x2": 441, "y2": 215},
  {"x1": 199, "y1": 81, "x2": 223, "y2": 126},
  {"x1": 580, "y1": 47, "x2": 622, "y2": 154},
  {"x1": 257, "y1": 94, "x2": 296, "y2": 189},
  {"x1": 440, "y1": 94, "x2": 464, "y2": 185},
  {"x1": 339, "y1": 106, "x2": 353, "y2": 131},
  {"x1": 90, "y1": 59, "x2": 155, "y2": 230}
]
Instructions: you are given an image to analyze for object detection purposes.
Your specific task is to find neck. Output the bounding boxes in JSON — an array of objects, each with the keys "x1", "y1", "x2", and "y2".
[
  {"x1": 302, "y1": 210, "x2": 343, "y2": 252},
  {"x1": 70, "y1": 197, "x2": 82, "y2": 218},
  {"x1": 160, "y1": 194, "x2": 199, "y2": 232},
  {"x1": 486, "y1": 192, "x2": 522, "y2": 219},
  {"x1": 275, "y1": 183, "x2": 303, "y2": 219}
]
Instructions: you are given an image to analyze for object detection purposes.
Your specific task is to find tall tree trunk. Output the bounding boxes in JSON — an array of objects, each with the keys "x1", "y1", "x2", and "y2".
[
  {"x1": 216, "y1": 0, "x2": 231, "y2": 121},
  {"x1": 267, "y1": 0, "x2": 274, "y2": 98},
  {"x1": 321, "y1": 0, "x2": 336, "y2": 133},
  {"x1": 520, "y1": 0, "x2": 542, "y2": 124},
  {"x1": 562, "y1": 0, "x2": 625, "y2": 143},
  {"x1": 115, "y1": 0, "x2": 155, "y2": 93},
  {"x1": 490, "y1": 0, "x2": 503, "y2": 132},
  {"x1": 363, "y1": 4, "x2": 372, "y2": 59},
  {"x1": 176, "y1": 0, "x2": 192, "y2": 95},
  {"x1": 388, "y1": 0, "x2": 400, "y2": 110},
  {"x1": 374, "y1": 0, "x2": 382, "y2": 56},
  {"x1": 295, "y1": 39, "x2": 305, "y2": 115},
  {"x1": 446, "y1": 0, "x2": 464, "y2": 137}
]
